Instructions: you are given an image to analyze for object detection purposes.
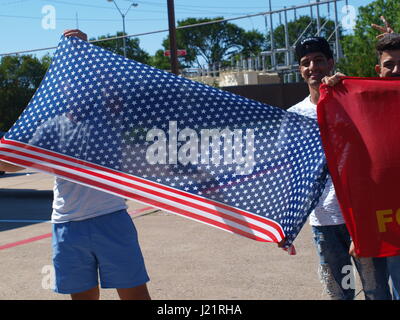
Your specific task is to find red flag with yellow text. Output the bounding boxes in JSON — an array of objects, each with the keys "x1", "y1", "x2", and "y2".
[{"x1": 318, "y1": 77, "x2": 400, "y2": 257}]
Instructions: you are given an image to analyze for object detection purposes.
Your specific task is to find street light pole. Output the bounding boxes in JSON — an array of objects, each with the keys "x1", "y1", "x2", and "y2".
[
  {"x1": 107, "y1": 0, "x2": 138, "y2": 58},
  {"x1": 122, "y1": 13, "x2": 127, "y2": 57}
]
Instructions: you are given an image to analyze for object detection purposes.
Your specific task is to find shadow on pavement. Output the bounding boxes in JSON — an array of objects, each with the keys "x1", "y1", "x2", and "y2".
[
  {"x1": 0, "y1": 172, "x2": 38, "y2": 179},
  {"x1": 0, "y1": 189, "x2": 52, "y2": 232}
]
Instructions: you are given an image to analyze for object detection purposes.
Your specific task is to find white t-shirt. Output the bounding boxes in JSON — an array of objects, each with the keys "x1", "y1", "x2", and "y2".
[
  {"x1": 28, "y1": 114, "x2": 127, "y2": 223},
  {"x1": 52, "y1": 177, "x2": 127, "y2": 223},
  {"x1": 287, "y1": 95, "x2": 345, "y2": 226}
]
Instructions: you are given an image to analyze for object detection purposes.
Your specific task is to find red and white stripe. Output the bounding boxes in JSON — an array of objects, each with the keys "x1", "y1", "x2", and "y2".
[{"x1": 0, "y1": 137, "x2": 285, "y2": 243}]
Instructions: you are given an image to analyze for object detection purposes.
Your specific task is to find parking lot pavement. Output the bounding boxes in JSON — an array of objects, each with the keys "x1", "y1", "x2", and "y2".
[{"x1": 1, "y1": 170, "x2": 364, "y2": 300}]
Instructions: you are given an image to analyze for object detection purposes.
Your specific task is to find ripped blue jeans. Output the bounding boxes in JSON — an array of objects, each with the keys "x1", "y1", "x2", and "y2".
[
  {"x1": 312, "y1": 224, "x2": 392, "y2": 300},
  {"x1": 387, "y1": 255, "x2": 400, "y2": 300}
]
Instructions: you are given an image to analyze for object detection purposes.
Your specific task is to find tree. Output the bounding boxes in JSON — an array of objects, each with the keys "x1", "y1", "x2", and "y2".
[
  {"x1": 337, "y1": 0, "x2": 400, "y2": 77},
  {"x1": 148, "y1": 49, "x2": 171, "y2": 71},
  {"x1": 161, "y1": 17, "x2": 266, "y2": 68},
  {"x1": 0, "y1": 55, "x2": 49, "y2": 131},
  {"x1": 239, "y1": 30, "x2": 266, "y2": 57},
  {"x1": 90, "y1": 32, "x2": 150, "y2": 64}
]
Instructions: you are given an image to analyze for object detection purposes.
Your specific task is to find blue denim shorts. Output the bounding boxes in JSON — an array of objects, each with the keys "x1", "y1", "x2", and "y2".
[{"x1": 52, "y1": 209, "x2": 150, "y2": 294}]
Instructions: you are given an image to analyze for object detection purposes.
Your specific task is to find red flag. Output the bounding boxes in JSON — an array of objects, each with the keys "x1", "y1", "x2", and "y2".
[{"x1": 318, "y1": 77, "x2": 400, "y2": 257}]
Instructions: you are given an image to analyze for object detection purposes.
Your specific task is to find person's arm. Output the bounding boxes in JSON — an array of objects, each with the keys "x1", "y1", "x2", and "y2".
[
  {"x1": 0, "y1": 31, "x2": 87, "y2": 174},
  {"x1": 63, "y1": 29, "x2": 88, "y2": 41},
  {"x1": 0, "y1": 160, "x2": 25, "y2": 172},
  {"x1": 322, "y1": 17, "x2": 393, "y2": 86},
  {"x1": 277, "y1": 237, "x2": 286, "y2": 248},
  {"x1": 371, "y1": 16, "x2": 395, "y2": 39},
  {"x1": 349, "y1": 241, "x2": 359, "y2": 259}
]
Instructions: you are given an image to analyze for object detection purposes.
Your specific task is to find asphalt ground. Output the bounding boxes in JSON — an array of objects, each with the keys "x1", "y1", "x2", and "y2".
[{"x1": 0, "y1": 169, "x2": 366, "y2": 300}]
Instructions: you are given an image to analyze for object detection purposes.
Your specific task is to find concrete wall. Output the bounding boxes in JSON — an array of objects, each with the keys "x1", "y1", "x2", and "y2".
[
  {"x1": 219, "y1": 71, "x2": 281, "y2": 87},
  {"x1": 220, "y1": 82, "x2": 309, "y2": 110}
]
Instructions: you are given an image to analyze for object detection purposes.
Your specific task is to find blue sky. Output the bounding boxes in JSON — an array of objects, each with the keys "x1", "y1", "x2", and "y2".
[{"x1": 0, "y1": 0, "x2": 377, "y2": 58}]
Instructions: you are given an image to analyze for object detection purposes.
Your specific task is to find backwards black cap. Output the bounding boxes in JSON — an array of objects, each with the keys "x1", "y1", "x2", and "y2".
[{"x1": 295, "y1": 37, "x2": 333, "y2": 63}]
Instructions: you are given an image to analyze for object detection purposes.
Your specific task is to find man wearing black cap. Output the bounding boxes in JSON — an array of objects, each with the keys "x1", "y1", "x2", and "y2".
[
  {"x1": 294, "y1": 37, "x2": 335, "y2": 105},
  {"x1": 287, "y1": 37, "x2": 391, "y2": 300}
]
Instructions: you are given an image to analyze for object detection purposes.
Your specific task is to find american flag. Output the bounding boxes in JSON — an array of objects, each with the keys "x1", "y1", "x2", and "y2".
[{"x1": 0, "y1": 36, "x2": 327, "y2": 247}]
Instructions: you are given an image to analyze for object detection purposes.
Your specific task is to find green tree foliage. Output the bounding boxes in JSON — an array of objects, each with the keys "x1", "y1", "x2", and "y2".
[
  {"x1": 0, "y1": 55, "x2": 49, "y2": 131},
  {"x1": 239, "y1": 30, "x2": 266, "y2": 57},
  {"x1": 148, "y1": 49, "x2": 171, "y2": 71},
  {"x1": 338, "y1": 0, "x2": 400, "y2": 77},
  {"x1": 161, "y1": 17, "x2": 266, "y2": 68},
  {"x1": 90, "y1": 32, "x2": 150, "y2": 64}
]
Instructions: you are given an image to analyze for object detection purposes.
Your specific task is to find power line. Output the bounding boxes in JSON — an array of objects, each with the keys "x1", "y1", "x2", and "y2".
[
  {"x1": 0, "y1": 13, "x2": 163, "y2": 22},
  {"x1": 37, "y1": 0, "x2": 254, "y2": 15},
  {"x1": 49, "y1": 0, "x2": 261, "y2": 16},
  {"x1": 0, "y1": 13, "x2": 268, "y2": 56},
  {"x1": 0, "y1": 0, "x2": 32, "y2": 6},
  {"x1": 0, "y1": 0, "x2": 344, "y2": 57},
  {"x1": 0, "y1": 10, "x2": 251, "y2": 22},
  {"x1": 39, "y1": 0, "x2": 115, "y2": 10},
  {"x1": 125, "y1": 0, "x2": 274, "y2": 10},
  {"x1": 0, "y1": 0, "x2": 293, "y2": 19}
]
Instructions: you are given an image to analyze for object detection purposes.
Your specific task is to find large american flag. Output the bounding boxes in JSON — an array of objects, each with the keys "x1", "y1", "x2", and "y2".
[{"x1": 0, "y1": 36, "x2": 327, "y2": 247}]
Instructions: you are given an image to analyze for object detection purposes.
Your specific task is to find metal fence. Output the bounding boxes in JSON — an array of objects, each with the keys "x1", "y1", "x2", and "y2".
[{"x1": 183, "y1": 0, "x2": 347, "y2": 84}]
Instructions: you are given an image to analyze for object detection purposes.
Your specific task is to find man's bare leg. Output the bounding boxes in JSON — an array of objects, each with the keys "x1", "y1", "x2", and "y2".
[
  {"x1": 117, "y1": 284, "x2": 151, "y2": 300},
  {"x1": 71, "y1": 286, "x2": 100, "y2": 300}
]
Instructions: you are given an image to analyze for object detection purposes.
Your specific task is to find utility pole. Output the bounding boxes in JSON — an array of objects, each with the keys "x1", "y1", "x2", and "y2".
[{"x1": 167, "y1": 0, "x2": 179, "y2": 75}]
